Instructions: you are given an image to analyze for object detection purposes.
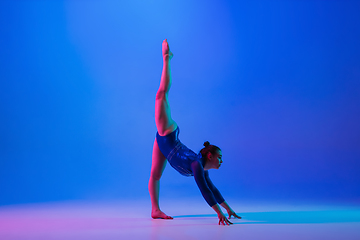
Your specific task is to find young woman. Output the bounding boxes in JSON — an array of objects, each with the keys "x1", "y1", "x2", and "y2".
[{"x1": 148, "y1": 39, "x2": 241, "y2": 225}]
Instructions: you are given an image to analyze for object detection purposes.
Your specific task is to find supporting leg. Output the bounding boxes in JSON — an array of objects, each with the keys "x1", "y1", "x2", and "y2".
[
  {"x1": 148, "y1": 139, "x2": 173, "y2": 219},
  {"x1": 148, "y1": 39, "x2": 177, "y2": 219}
]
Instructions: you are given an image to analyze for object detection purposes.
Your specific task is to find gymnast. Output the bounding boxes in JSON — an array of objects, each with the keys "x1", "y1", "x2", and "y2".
[{"x1": 148, "y1": 39, "x2": 241, "y2": 225}]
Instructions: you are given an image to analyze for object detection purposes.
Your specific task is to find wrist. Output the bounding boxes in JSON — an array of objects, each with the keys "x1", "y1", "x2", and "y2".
[
  {"x1": 220, "y1": 201, "x2": 231, "y2": 211},
  {"x1": 212, "y1": 204, "x2": 223, "y2": 215}
]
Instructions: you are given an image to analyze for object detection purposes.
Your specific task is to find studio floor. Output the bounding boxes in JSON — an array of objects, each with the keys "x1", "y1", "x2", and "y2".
[{"x1": 0, "y1": 199, "x2": 359, "y2": 240}]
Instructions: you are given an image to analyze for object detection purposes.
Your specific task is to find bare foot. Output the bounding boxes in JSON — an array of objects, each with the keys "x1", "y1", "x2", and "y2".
[
  {"x1": 162, "y1": 39, "x2": 173, "y2": 60},
  {"x1": 151, "y1": 209, "x2": 173, "y2": 219}
]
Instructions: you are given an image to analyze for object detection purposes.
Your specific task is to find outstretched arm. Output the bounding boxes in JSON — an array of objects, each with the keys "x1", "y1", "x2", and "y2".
[
  {"x1": 191, "y1": 161, "x2": 233, "y2": 225},
  {"x1": 204, "y1": 171, "x2": 242, "y2": 220}
]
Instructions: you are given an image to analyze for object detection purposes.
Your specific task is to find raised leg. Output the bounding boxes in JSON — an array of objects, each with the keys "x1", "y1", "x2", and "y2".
[
  {"x1": 155, "y1": 39, "x2": 177, "y2": 136},
  {"x1": 148, "y1": 139, "x2": 173, "y2": 219}
]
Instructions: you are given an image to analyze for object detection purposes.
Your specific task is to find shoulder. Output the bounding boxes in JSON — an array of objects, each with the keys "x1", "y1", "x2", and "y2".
[
  {"x1": 191, "y1": 159, "x2": 202, "y2": 168},
  {"x1": 191, "y1": 159, "x2": 204, "y2": 173},
  {"x1": 191, "y1": 159, "x2": 209, "y2": 176}
]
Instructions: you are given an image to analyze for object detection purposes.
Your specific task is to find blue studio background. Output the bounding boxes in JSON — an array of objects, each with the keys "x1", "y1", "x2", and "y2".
[{"x1": 0, "y1": 0, "x2": 359, "y2": 206}]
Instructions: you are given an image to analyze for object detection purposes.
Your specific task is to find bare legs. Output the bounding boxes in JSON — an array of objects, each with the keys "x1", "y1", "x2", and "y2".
[
  {"x1": 155, "y1": 39, "x2": 176, "y2": 136},
  {"x1": 148, "y1": 39, "x2": 176, "y2": 219},
  {"x1": 148, "y1": 139, "x2": 172, "y2": 219}
]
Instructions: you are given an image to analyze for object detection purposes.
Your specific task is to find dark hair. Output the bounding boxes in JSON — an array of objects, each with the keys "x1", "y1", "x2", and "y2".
[{"x1": 200, "y1": 141, "x2": 221, "y2": 160}]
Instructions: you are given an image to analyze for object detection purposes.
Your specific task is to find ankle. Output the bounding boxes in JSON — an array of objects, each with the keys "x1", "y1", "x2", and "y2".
[
  {"x1": 163, "y1": 54, "x2": 171, "y2": 62},
  {"x1": 152, "y1": 208, "x2": 161, "y2": 213}
]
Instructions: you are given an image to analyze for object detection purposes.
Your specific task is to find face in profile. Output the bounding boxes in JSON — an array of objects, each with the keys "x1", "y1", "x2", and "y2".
[{"x1": 209, "y1": 150, "x2": 223, "y2": 169}]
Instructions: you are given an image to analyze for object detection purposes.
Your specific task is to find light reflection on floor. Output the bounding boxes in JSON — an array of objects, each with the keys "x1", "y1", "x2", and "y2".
[{"x1": 0, "y1": 199, "x2": 359, "y2": 240}]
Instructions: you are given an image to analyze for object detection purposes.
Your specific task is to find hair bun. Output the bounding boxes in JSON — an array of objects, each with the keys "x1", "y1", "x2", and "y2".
[{"x1": 203, "y1": 141, "x2": 210, "y2": 147}]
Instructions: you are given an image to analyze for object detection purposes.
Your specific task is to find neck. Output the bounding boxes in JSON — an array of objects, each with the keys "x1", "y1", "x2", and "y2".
[
  {"x1": 203, "y1": 159, "x2": 212, "y2": 170},
  {"x1": 200, "y1": 153, "x2": 213, "y2": 170}
]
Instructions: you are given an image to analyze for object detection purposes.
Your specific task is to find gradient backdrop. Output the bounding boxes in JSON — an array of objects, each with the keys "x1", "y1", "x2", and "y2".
[{"x1": 1, "y1": 0, "x2": 359, "y2": 206}]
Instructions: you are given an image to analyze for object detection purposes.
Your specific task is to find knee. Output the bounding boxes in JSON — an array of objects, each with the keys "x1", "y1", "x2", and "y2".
[
  {"x1": 150, "y1": 171, "x2": 162, "y2": 181},
  {"x1": 156, "y1": 90, "x2": 167, "y2": 100}
]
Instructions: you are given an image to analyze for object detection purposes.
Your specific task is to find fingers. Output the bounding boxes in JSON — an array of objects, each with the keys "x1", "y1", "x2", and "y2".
[
  {"x1": 233, "y1": 213, "x2": 242, "y2": 219},
  {"x1": 228, "y1": 211, "x2": 242, "y2": 219},
  {"x1": 219, "y1": 218, "x2": 225, "y2": 225},
  {"x1": 218, "y1": 217, "x2": 233, "y2": 225},
  {"x1": 223, "y1": 218, "x2": 232, "y2": 225}
]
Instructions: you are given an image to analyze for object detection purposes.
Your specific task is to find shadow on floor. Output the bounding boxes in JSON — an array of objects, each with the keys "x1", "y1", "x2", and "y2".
[{"x1": 173, "y1": 210, "x2": 360, "y2": 224}]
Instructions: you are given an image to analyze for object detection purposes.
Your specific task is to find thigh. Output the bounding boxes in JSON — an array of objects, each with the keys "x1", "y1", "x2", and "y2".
[
  {"x1": 155, "y1": 95, "x2": 177, "y2": 136},
  {"x1": 150, "y1": 138, "x2": 167, "y2": 180}
]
